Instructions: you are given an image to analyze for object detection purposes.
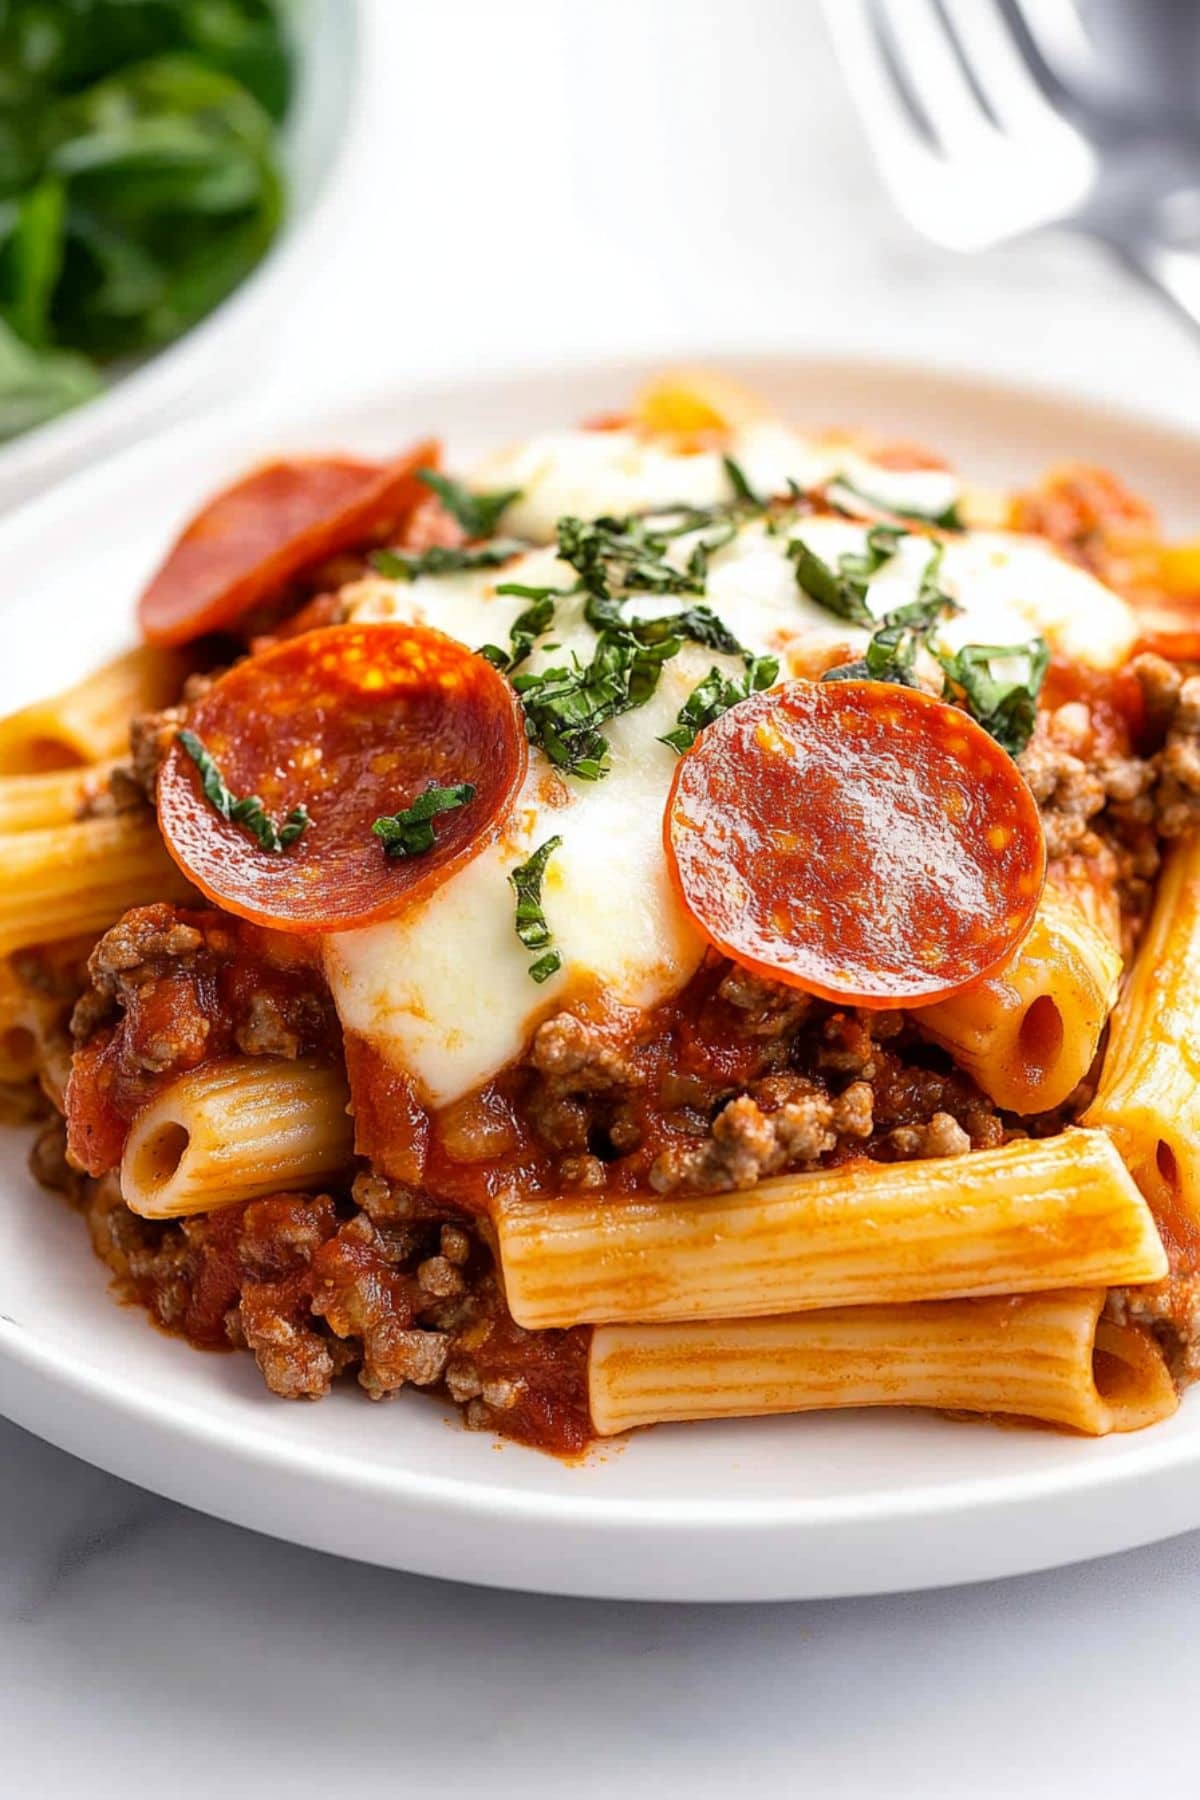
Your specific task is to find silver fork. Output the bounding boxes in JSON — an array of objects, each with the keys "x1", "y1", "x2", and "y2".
[{"x1": 821, "y1": 0, "x2": 1200, "y2": 335}]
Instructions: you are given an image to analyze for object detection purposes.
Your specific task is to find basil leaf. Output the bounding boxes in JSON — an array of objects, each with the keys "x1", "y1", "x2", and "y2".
[
  {"x1": 831, "y1": 472, "x2": 965, "y2": 532},
  {"x1": 371, "y1": 540, "x2": 525, "y2": 582},
  {"x1": 0, "y1": 18, "x2": 293, "y2": 444},
  {"x1": 789, "y1": 537, "x2": 876, "y2": 627},
  {"x1": 661, "y1": 654, "x2": 779, "y2": 753},
  {"x1": 177, "y1": 728, "x2": 309, "y2": 854},
  {"x1": 935, "y1": 637, "x2": 1049, "y2": 757},
  {"x1": 478, "y1": 593, "x2": 557, "y2": 673},
  {"x1": 513, "y1": 630, "x2": 681, "y2": 780},
  {"x1": 372, "y1": 781, "x2": 476, "y2": 858},
  {"x1": 510, "y1": 834, "x2": 563, "y2": 982},
  {"x1": 722, "y1": 454, "x2": 760, "y2": 505},
  {"x1": 417, "y1": 468, "x2": 522, "y2": 539}
]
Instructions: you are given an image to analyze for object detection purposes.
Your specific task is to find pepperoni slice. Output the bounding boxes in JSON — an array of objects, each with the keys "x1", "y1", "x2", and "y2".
[
  {"x1": 664, "y1": 681, "x2": 1046, "y2": 1008},
  {"x1": 157, "y1": 623, "x2": 527, "y2": 932},
  {"x1": 138, "y1": 443, "x2": 437, "y2": 646}
]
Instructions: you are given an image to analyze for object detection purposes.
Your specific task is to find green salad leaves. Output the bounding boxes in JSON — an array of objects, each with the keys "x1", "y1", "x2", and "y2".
[{"x1": 0, "y1": 0, "x2": 293, "y2": 440}]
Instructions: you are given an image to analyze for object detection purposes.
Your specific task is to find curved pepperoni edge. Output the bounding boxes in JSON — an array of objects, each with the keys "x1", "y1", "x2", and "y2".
[
  {"x1": 138, "y1": 441, "x2": 438, "y2": 647},
  {"x1": 156, "y1": 622, "x2": 528, "y2": 934},
  {"x1": 663, "y1": 680, "x2": 1046, "y2": 1009}
]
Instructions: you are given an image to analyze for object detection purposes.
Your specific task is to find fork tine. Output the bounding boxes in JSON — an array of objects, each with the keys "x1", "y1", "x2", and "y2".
[
  {"x1": 874, "y1": 0, "x2": 995, "y2": 156},
  {"x1": 819, "y1": 0, "x2": 947, "y2": 186},
  {"x1": 1004, "y1": 0, "x2": 1098, "y2": 88},
  {"x1": 939, "y1": 0, "x2": 1079, "y2": 138}
]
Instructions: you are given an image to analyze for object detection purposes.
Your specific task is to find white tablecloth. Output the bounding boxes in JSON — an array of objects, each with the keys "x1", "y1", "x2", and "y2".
[{"x1": 5, "y1": 5, "x2": 1200, "y2": 1792}]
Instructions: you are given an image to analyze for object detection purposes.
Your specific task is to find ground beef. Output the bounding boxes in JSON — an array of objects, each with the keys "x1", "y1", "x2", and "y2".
[
  {"x1": 28, "y1": 1113, "x2": 84, "y2": 1201},
  {"x1": 1152, "y1": 668, "x2": 1200, "y2": 838},
  {"x1": 883, "y1": 1111, "x2": 972, "y2": 1161},
  {"x1": 1107, "y1": 1276, "x2": 1200, "y2": 1385},
  {"x1": 70, "y1": 1170, "x2": 589, "y2": 1450},
  {"x1": 649, "y1": 1075, "x2": 874, "y2": 1193},
  {"x1": 1010, "y1": 463, "x2": 1160, "y2": 592},
  {"x1": 715, "y1": 965, "x2": 815, "y2": 1038},
  {"x1": 66, "y1": 903, "x2": 338, "y2": 1176},
  {"x1": 530, "y1": 1011, "x2": 644, "y2": 1092},
  {"x1": 1018, "y1": 701, "x2": 1155, "y2": 862},
  {"x1": 97, "y1": 671, "x2": 219, "y2": 808},
  {"x1": 516, "y1": 978, "x2": 1002, "y2": 1199}
]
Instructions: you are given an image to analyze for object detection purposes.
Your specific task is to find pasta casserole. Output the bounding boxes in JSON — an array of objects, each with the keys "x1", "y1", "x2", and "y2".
[{"x1": 4, "y1": 369, "x2": 1199, "y2": 1455}]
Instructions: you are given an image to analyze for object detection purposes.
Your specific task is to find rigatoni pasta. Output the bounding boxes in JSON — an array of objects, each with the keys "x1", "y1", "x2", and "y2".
[
  {"x1": 494, "y1": 1131, "x2": 1165, "y2": 1328},
  {"x1": 0, "y1": 646, "x2": 184, "y2": 774},
  {"x1": 1085, "y1": 830, "x2": 1200, "y2": 1238},
  {"x1": 3, "y1": 373, "x2": 1198, "y2": 1459},
  {"x1": 0, "y1": 759, "x2": 119, "y2": 834},
  {"x1": 919, "y1": 885, "x2": 1121, "y2": 1115},
  {"x1": 589, "y1": 1292, "x2": 1178, "y2": 1437},
  {"x1": 120, "y1": 1057, "x2": 354, "y2": 1218},
  {"x1": 0, "y1": 812, "x2": 193, "y2": 956}
]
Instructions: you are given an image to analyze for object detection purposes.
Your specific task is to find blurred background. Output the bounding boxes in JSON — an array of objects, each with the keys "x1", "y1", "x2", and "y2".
[{"x1": 3, "y1": 0, "x2": 1199, "y2": 508}]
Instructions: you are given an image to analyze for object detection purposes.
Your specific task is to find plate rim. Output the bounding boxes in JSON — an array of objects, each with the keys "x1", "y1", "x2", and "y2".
[{"x1": 4, "y1": 347, "x2": 1200, "y2": 1597}]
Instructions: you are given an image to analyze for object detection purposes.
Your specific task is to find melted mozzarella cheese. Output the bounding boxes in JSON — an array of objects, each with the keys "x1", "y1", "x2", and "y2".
[
  {"x1": 475, "y1": 422, "x2": 965, "y2": 544},
  {"x1": 326, "y1": 488, "x2": 1136, "y2": 1108}
]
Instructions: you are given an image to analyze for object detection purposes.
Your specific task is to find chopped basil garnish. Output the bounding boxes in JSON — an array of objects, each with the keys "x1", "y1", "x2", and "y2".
[
  {"x1": 822, "y1": 542, "x2": 958, "y2": 688},
  {"x1": 582, "y1": 589, "x2": 745, "y2": 655},
  {"x1": 372, "y1": 782, "x2": 476, "y2": 858},
  {"x1": 371, "y1": 541, "x2": 525, "y2": 582},
  {"x1": 818, "y1": 537, "x2": 1047, "y2": 756},
  {"x1": 722, "y1": 454, "x2": 760, "y2": 505},
  {"x1": 479, "y1": 592, "x2": 558, "y2": 673},
  {"x1": 661, "y1": 654, "x2": 780, "y2": 753},
  {"x1": 177, "y1": 730, "x2": 309, "y2": 855},
  {"x1": 416, "y1": 468, "x2": 522, "y2": 538},
  {"x1": 936, "y1": 637, "x2": 1049, "y2": 757},
  {"x1": 789, "y1": 522, "x2": 904, "y2": 627},
  {"x1": 510, "y1": 834, "x2": 563, "y2": 983},
  {"x1": 513, "y1": 631, "x2": 680, "y2": 780},
  {"x1": 556, "y1": 513, "x2": 709, "y2": 601},
  {"x1": 830, "y1": 472, "x2": 964, "y2": 532}
]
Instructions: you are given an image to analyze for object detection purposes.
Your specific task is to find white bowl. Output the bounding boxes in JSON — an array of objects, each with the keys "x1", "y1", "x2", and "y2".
[
  {"x1": 0, "y1": 0, "x2": 361, "y2": 516},
  {"x1": 4, "y1": 352, "x2": 1200, "y2": 1603}
]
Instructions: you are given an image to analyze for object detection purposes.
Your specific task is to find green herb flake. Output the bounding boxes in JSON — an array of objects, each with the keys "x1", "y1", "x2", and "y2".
[
  {"x1": 722, "y1": 455, "x2": 760, "y2": 505},
  {"x1": 788, "y1": 526, "x2": 902, "y2": 628},
  {"x1": 372, "y1": 782, "x2": 476, "y2": 858},
  {"x1": 177, "y1": 729, "x2": 309, "y2": 854},
  {"x1": 821, "y1": 544, "x2": 961, "y2": 690},
  {"x1": 935, "y1": 637, "x2": 1049, "y2": 757},
  {"x1": 556, "y1": 513, "x2": 709, "y2": 602},
  {"x1": 371, "y1": 541, "x2": 526, "y2": 583},
  {"x1": 416, "y1": 468, "x2": 522, "y2": 538},
  {"x1": 661, "y1": 654, "x2": 779, "y2": 753},
  {"x1": 830, "y1": 473, "x2": 965, "y2": 532},
  {"x1": 479, "y1": 592, "x2": 558, "y2": 673},
  {"x1": 510, "y1": 835, "x2": 563, "y2": 983},
  {"x1": 513, "y1": 631, "x2": 681, "y2": 781}
]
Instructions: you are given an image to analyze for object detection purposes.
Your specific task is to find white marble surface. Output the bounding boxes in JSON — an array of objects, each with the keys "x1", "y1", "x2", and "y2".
[{"x1": 7, "y1": 2, "x2": 1200, "y2": 1792}]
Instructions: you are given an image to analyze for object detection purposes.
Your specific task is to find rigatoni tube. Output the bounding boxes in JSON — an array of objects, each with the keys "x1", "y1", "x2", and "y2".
[
  {"x1": 0, "y1": 646, "x2": 185, "y2": 773},
  {"x1": 495, "y1": 1129, "x2": 1166, "y2": 1329},
  {"x1": 0, "y1": 813, "x2": 193, "y2": 955},
  {"x1": 120, "y1": 1057, "x2": 354, "y2": 1218},
  {"x1": 588, "y1": 1291, "x2": 1178, "y2": 1438},
  {"x1": 920, "y1": 885, "x2": 1121, "y2": 1115},
  {"x1": 1085, "y1": 831, "x2": 1200, "y2": 1242}
]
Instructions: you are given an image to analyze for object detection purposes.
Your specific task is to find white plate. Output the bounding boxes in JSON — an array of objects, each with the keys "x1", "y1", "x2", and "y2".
[
  {"x1": 0, "y1": 0, "x2": 361, "y2": 515},
  {"x1": 3, "y1": 354, "x2": 1200, "y2": 1604}
]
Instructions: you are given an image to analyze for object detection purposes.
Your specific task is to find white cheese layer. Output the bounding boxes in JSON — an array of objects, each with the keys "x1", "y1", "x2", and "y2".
[
  {"x1": 475, "y1": 422, "x2": 965, "y2": 544},
  {"x1": 326, "y1": 502, "x2": 1136, "y2": 1109}
]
